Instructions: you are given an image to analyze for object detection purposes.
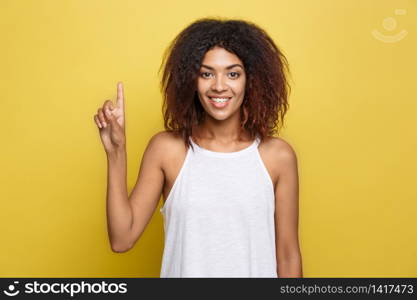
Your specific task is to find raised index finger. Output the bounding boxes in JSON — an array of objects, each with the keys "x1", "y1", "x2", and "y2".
[{"x1": 116, "y1": 81, "x2": 124, "y2": 110}]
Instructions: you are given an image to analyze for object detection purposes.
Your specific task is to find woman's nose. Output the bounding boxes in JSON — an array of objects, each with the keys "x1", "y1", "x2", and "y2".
[{"x1": 212, "y1": 76, "x2": 228, "y2": 92}]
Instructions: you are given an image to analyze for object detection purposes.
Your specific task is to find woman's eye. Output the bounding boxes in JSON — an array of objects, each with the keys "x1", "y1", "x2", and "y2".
[
  {"x1": 201, "y1": 72, "x2": 212, "y2": 78},
  {"x1": 200, "y1": 72, "x2": 240, "y2": 78},
  {"x1": 229, "y1": 72, "x2": 240, "y2": 78}
]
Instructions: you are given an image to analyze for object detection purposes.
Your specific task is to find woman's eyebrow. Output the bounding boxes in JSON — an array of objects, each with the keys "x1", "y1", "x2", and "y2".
[{"x1": 201, "y1": 64, "x2": 244, "y2": 70}]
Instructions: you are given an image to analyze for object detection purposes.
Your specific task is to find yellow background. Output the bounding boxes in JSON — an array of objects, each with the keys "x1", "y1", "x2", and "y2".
[{"x1": 1, "y1": 0, "x2": 416, "y2": 277}]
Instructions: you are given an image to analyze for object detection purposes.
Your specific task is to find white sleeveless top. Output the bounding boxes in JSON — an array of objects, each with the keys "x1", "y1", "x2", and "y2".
[{"x1": 159, "y1": 136, "x2": 278, "y2": 277}]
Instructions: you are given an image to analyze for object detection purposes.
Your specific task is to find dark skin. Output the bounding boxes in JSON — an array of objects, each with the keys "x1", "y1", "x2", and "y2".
[{"x1": 94, "y1": 47, "x2": 302, "y2": 277}]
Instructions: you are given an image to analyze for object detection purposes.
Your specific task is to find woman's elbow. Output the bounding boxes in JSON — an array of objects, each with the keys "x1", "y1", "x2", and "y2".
[{"x1": 110, "y1": 242, "x2": 132, "y2": 253}]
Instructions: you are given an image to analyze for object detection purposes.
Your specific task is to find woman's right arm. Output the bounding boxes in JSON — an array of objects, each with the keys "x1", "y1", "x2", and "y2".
[
  {"x1": 106, "y1": 134, "x2": 165, "y2": 253},
  {"x1": 94, "y1": 82, "x2": 165, "y2": 252}
]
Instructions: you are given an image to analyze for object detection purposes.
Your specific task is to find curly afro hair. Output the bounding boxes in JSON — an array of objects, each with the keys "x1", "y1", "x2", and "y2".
[{"x1": 158, "y1": 17, "x2": 291, "y2": 150}]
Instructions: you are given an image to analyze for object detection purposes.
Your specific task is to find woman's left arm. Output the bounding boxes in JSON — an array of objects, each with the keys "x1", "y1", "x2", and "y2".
[{"x1": 274, "y1": 141, "x2": 303, "y2": 278}]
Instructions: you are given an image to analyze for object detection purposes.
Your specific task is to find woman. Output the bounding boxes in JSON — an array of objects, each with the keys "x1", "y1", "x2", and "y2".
[{"x1": 93, "y1": 18, "x2": 302, "y2": 278}]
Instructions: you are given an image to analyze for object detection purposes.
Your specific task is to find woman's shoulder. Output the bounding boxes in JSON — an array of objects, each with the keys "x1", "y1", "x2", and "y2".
[
  {"x1": 147, "y1": 130, "x2": 182, "y2": 149},
  {"x1": 260, "y1": 135, "x2": 298, "y2": 162},
  {"x1": 151, "y1": 130, "x2": 184, "y2": 145},
  {"x1": 147, "y1": 130, "x2": 186, "y2": 158}
]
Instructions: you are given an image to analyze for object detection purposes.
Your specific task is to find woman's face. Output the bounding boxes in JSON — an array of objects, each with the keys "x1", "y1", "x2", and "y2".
[{"x1": 197, "y1": 46, "x2": 246, "y2": 121}]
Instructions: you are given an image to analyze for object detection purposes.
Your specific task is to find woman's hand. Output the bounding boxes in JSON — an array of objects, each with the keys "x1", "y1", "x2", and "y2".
[{"x1": 94, "y1": 82, "x2": 126, "y2": 154}]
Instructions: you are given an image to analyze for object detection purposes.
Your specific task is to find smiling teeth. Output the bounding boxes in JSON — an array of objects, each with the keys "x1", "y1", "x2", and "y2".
[{"x1": 211, "y1": 97, "x2": 230, "y2": 103}]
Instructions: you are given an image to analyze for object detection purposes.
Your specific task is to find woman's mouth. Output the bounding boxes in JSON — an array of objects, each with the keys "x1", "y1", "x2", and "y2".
[{"x1": 208, "y1": 97, "x2": 232, "y2": 108}]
